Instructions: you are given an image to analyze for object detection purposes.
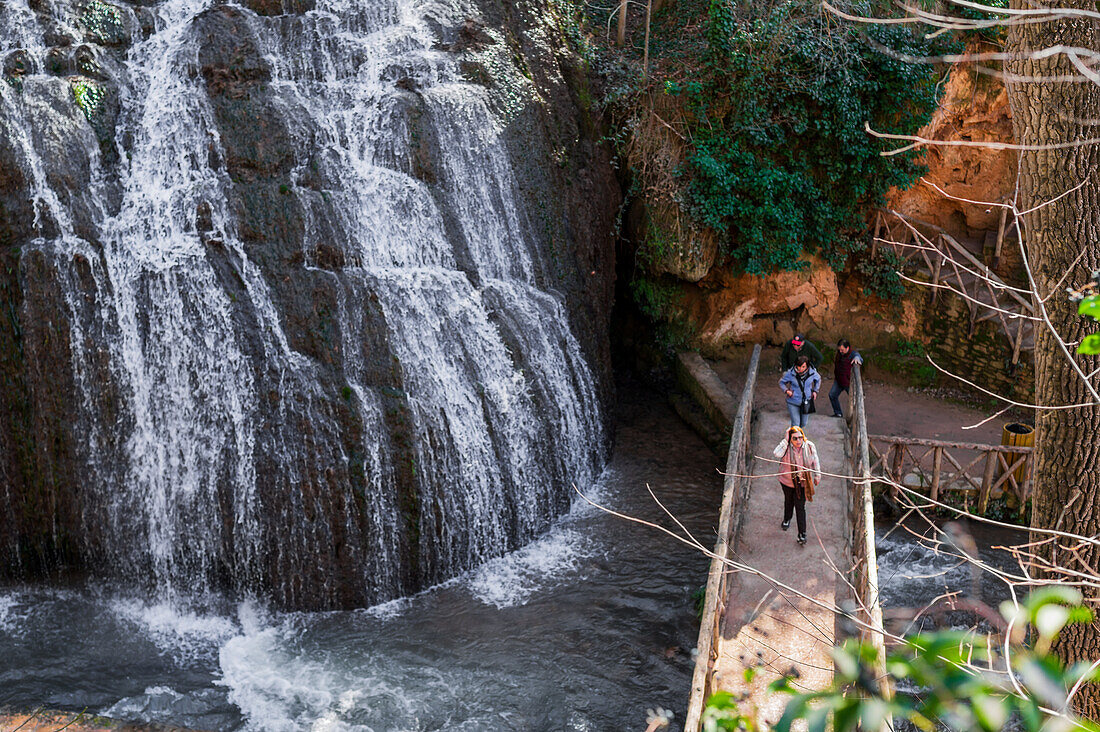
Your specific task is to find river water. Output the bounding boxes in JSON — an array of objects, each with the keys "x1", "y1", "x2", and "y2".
[
  {"x1": 0, "y1": 389, "x2": 716, "y2": 731},
  {"x1": 876, "y1": 515, "x2": 1027, "y2": 636}
]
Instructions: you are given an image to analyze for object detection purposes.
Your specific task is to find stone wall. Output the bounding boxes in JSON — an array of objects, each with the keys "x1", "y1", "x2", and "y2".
[{"x1": 921, "y1": 291, "x2": 1034, "y2": 404}]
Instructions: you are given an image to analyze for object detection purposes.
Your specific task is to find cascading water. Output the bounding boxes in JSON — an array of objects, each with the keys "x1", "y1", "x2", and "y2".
[{"x1": 0, "y1": 0, "x2": 608, "y2": 609}]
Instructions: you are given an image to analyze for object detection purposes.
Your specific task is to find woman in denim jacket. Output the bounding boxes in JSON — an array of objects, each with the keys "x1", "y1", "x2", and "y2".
[{"x1": 779, "y1": 354, "x2": 821, "y2": 428}]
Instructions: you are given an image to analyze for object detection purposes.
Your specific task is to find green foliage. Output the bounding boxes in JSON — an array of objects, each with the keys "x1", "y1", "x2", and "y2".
[
  {"x1": 1069, "y1": 271, "x2": 1100, "y2": 354},
  {"x1": 704, "y1": 0, "x2": 736, "y2": 64},
  {"x1": 630, "y1": 275, "x2": 681, "y2": 322},
  {"x1": 895, "y1": 337, "x2": 925, "y2": 358},
  {"x1": 957, "y1": 0, "x2": 1009, "y2": 41},
  {"x1": 760, "y1": 588, "x2": 1100, "y2": 732},
  {"x1": 671, "y1": 1, "x2": 949, "y2": 275},
  {"x1": 701, "y1": 687, "x2": 758, "y2": 731},
  {"x1": 692, "y1": 585, "x2": 707, "y2": 620},
  {"x1": 855, "y1": 249, "x2": 905, "y2": 301},
  {"x1": 71, "y1": 78, "x2": 107, "y2": 122}
]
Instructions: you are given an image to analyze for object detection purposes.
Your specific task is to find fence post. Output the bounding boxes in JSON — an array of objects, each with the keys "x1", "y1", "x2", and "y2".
[
  {"x1": 891, "y1": 443, "x2": 904, "y2": 498},
  {"x1": 979, "y1": 451, "x2": 997, "y2": 513},
  {"x1": 930, "y1": 446, "x2": 943, "y2": 501}
]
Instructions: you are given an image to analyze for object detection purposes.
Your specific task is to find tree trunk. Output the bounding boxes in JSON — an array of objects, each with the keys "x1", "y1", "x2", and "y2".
[{"x1": 1005, "y1": 2, "x2": 1100, "y2": 718}]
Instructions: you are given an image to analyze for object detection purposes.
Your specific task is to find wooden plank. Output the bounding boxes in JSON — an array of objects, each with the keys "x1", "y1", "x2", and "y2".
[
  {"x1": 1011, "y1": 316, "x2": 1026, "y2": 365},
  {"x1": 940, "y1": 230, "x2": 1034, "y2": 313},
  {"x1": 979, "y1": 452, "x2": 997, "y2": 513},
  {"x1": 941, "y1": 449, "x2": 987, "y2": 491},
  {"x1": 987, "y1": 278, "x2": 1012, "y2": 340},
  {"x1": 929, "y1": 253, "x2": 943, "y2": 306},
  {"x1": 885, "y1": 209, "x2": 1034, "y2": 312},
  {"x1": 850, "y1": 365, "x2": 894, "y2": 716}
]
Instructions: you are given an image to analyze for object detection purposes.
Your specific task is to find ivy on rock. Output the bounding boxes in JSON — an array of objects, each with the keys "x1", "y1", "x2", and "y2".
[{"x1": 671, "y1": 0, "x2": 951, "y2": 289}]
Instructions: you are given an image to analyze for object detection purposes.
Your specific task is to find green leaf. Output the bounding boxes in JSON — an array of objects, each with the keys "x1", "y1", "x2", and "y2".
[
  {"x1": 971, "y1": 691, "x2": 1008, "y2": 730},
  {"x1": 1017, "y1": 657, "x2": 1069, "y2": 708},
  {"x1": 832, "y1": 698, "x2": 861, "y2": 731},
  {"x1": 806, "y1": 704, "x2": 830, "y2": 732},
  {"x1": 1035, "y1": 604, "x2": 1070, "y2": 641},
  {"x1": 1078, "y1": 333, "x2": 1100, "y2": 355},
  {"x1": 1078, "y1": 294, "x2": 1100, "y2": 320},
  {"x1": 831, "y1": 645, "x2": 861, "y2": 680},
  {"x1": 743, "y1": 666, "x2": 757, "y2": 683},
  {"x1": 705, "y1": 690, "x2": 737, "y2": 710}
]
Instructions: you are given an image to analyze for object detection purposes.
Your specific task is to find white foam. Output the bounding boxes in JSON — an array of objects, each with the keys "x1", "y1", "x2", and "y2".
[
  {"x1": 218, "y1": 618, "x2": 410, "y2": 732},
  {"x1": 102, "y1": 685, "x2": 184, "y2": 719},
  {"x1": 464, "y1": 468, "x2": 616, "y2": 609},
  {"x1": 358, "y1": 595, "x2": 415, "y2": 621},
  {"x1": 111, "y1": 597, "x2": 240, "y2": 662},
  {"x1": 466, "y1": 527, "x2": 591, "y2": 609},
  {"x1": 0, "y1": 591, "x2": 23, "y2": 634}
]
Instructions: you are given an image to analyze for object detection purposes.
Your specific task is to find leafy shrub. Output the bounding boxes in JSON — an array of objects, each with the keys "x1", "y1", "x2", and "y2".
[
  {"x1": 855, "y1": 249, "x2": 905, "y2": 301},
  {"x1": 671, "y1": 1, "x2": 951, "y2": 275},
  {"x1": 704, "y1": 587, "x2": 1100, "y2": 732}
]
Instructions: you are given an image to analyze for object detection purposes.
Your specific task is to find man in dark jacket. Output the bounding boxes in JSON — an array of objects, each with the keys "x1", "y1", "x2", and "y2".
[
  {"x1": 829, "y1": 338, "x2": 863, "y2": 418},
  {"x1": 780, "y1": 334, "x2": 823, "y2": 371}
]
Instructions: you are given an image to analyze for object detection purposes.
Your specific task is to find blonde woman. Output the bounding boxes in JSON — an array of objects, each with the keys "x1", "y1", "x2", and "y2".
[{"x1": 772, "y1": 426, "x2": 821, "y2": 545}]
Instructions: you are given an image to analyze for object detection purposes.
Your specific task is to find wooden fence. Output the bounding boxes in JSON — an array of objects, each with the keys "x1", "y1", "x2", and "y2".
[
  {"x1": 868, "y1": 434, "x2": 1033, "y2": 515},
  {"x1": 873, "y1": 209, "x2": 1035, "y2": 365},
  {"x1": 683, "y1": 344, "x2": 761, "y2": 731},
  {"x1": 847, "y1": 364, "x2": 892, "y2": 722}
]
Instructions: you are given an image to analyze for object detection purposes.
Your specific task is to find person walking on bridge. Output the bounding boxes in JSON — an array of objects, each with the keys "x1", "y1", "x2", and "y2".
[
  {"x1": 780, "y1": 354, "x2": 820, "y2": 429},
  {"x1": 829, "y1": 338, "x2": 863, "y2": 419},
  {"x1": 773, "y1": 426, "x2": 821, "y2": 545},
  {"x1": 780, "y1": 333, "x2": 822, "y2": 371}
]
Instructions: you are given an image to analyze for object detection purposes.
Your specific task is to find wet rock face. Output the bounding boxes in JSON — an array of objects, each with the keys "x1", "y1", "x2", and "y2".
[{"x1": 0, "y1": 0, "x2": 620, "y2": 608}]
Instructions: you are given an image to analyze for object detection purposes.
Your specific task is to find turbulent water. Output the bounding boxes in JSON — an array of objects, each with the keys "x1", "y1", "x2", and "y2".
[
  {"x1": 0, "y1": 395, "x2": 714, "y2": 731},
  {"x1": 0, "y1": 0, "x2": 606, "y2": 607},
  {"x1": 875, "y1": 516, "x2": 1026, "y2": 635}
]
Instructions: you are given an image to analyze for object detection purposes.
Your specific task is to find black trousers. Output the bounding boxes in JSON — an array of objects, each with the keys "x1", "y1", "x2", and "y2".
[{"x1": 781, "y1": 482, "x2": 807, "y2": 534}]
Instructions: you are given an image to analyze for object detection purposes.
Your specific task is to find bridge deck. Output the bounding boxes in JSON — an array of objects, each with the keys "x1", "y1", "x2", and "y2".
[{"x1": 711, "y1": 405, "x2": 850, "y2": 727}]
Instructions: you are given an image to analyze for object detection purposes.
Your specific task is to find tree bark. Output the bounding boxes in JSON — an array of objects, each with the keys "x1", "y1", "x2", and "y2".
[{"x1": 1006, "y1": 2, "x2": 1100, "y2": 718}]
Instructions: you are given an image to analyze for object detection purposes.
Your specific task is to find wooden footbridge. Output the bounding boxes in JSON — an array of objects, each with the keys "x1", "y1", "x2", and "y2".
[{"x1": 679, "y1": 346, "x2": 1035, "y2": 730}]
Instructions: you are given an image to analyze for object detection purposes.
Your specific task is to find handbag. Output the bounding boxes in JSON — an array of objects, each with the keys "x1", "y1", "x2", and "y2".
[{"x1": 801, "y1": 395, "x2": 816, "y2": 415}]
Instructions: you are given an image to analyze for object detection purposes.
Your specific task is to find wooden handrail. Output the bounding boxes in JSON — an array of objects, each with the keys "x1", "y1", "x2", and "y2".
[
  {"x1": 881, "y1": 209, "x2": 1034, "y2": 314},
  {"x1": 869, "y1": 435, "x2": 1033, "y2": 453},
  {"x1": 684, "y1": 344, "x2": 761, "y2": 731},
  {"x1": 880, "y1": 210, "x2": 1030, "y2": 305},
  {"x1": 867, "y1": 432, "x2": 1033, "y2": 513},
  {"x1": 849, "y1": 364, "x2": 893, "y2": 724}
]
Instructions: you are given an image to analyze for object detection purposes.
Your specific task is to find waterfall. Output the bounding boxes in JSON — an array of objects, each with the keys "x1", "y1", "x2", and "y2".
[{"x1": 0, "y1": 0, "x2": 607, "y2": 608}]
